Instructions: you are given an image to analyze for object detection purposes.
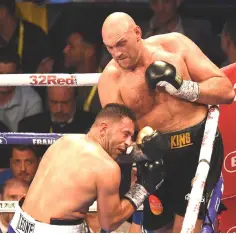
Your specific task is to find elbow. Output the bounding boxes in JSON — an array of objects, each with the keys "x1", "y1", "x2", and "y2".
[
  {"x1": 100, "y1": 218, "x2": 120, "y2": 233},
  {"x1": 224, "y1": 89, "x2": 235, "y2": 104},
  {"x1": 101, "y1": 223, "x2": 118, "y2": 233}
]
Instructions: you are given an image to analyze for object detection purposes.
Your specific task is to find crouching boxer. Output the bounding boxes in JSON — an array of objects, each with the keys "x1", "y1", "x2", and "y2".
[{"x1": 8, "y1": 103, "x2": 164, "y2": 233}]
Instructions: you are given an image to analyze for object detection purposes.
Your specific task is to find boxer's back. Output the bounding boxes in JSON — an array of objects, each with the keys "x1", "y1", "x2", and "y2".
[{"x1": 22, "y1": 134, "x2": 113, "y2": 223}]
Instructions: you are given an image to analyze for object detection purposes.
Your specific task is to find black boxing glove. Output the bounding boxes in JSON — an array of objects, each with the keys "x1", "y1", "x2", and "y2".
[
  {"x1": 145, "y1": 60, "x2": 199, "y2": 102},
  {"x1": 136, "y1": 160, "x2": 164, "y2": 194},
  {"x1": 124, "y1": 160, "x2": 164, "y2": 209},
  {"x1": 125, "y1": 126, "x2": 159, "y2": 162}
]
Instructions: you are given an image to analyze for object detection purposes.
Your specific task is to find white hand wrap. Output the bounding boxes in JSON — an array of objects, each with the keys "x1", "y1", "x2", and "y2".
[
  {"x1": 174, "y1": 80, "x2": 200, "y2": 102},
  {"x1": 124, "y1": 183, "x2": 149, "y2": 209}
]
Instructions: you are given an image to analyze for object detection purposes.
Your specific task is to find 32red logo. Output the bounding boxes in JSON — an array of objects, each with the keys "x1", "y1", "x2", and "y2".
[{"x1": 29, "y1": 75, "x2": 76, "y2": 85}]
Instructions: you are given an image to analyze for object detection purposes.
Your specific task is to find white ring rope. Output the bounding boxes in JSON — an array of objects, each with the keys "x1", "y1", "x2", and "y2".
[
  {"x1": 0, "y1": 201, "x2": 143, "y2": 213},
  {"x1": 0, "y1": 73, "x2": 100, "y2": 86},
  {"x1": 181, "y1": 106, "x2": 220, "y2": 233}
]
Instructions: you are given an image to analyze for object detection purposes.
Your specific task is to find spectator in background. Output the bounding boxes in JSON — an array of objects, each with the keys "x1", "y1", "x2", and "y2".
[
  {"x1": 0, "y1": 0, "x2": 52, "y2": 73},
  {"x1": 18, "y1": 87, "x2": 96, "y2": 134},
  {"x1": 0, "y1": 178, "x2": 29, "y2": 233},
  {"x1": 100, "y1": 0, "x2": 224, "y2": 68},
  {"x1": 144, "y1": 0, "x2": 224, "y2": 65},
  {"x1": 0, "y1": 145, "x2": 41, "y2": 186},
  {"x1": 0, "y1": 49, "x2": 43, "y2": 132},
  {"x1": 0, "y1": 0, "x2": 53, "y2": 100},
  {"x1": 62, "y1": 31, "x2": 102, "y2": 115},
  {"x1": 221, "y1": 16, "x2": 236, "y2": 65}
]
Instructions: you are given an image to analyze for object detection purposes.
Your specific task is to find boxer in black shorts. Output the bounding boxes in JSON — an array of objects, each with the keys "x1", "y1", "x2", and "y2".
[
  {"x1": 98, "y1": 12, "x2": 234, "y2": 231},
  {"x1": 140, "y1": 111, "x2": 223, "y2": 231}
]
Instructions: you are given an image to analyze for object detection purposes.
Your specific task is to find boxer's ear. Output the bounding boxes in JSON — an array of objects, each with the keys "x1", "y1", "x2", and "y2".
[
  {"x1": 135, "y1": 26, "x2": 142, "y2": 41},
  {"x1": 100, "y1": 122, "x2": 108, "y2": 137}
]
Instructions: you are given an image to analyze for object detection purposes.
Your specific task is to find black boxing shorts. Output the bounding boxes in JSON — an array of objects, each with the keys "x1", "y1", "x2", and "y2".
[{"x1": 142, "y1": 113, "x2": 223, "y2": 230}]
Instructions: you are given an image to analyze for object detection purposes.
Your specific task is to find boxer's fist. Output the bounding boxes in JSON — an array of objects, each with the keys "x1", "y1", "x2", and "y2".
[
  {"x1": 136, "y1": 126, "x2": 154, "y2": 144},
  {"x1": 145, "y1": 61, "x2": 199, "y2": 102},
  {"x1": 124, "y1": 160, "x2": 164, "y2": 209},
  {"x1": 126, "y1": 126, "x2": 157, "y2": 162},
  {"x1": 138, "y1": 127, "x2": 162, "y2": 162},
  {"x1": 136, "y1": 160, "x2": 164, "y2": 194}
]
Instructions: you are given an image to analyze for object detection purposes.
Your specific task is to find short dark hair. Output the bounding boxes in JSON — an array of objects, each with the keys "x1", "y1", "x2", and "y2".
[
  {"x1": 0, "y1": 0, "x2": 16, "y2": 15},
  {"x1": 0, "y1": 47, "x2": 20, "y2": 70},
  {"x1": 95, "y1": 103, "x2": 136, "y2": 123},
  {"x1": 11, "y1": 145, "x2": 42, "y2": 159},
  {"x1": 223, "y1": 16, "x2": 236, "y2": 47}
]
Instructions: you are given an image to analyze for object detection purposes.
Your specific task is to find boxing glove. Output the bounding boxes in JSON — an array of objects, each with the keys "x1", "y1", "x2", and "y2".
[
  {"x1": 124, "y1": 160, "x2": 164, "y2": 209},
  {"x1": 145, "y1": 60, "x2": 199, "y2": 102},
  {"x1": 125, "y1": 126, "x2": 154, "y2": 162}
]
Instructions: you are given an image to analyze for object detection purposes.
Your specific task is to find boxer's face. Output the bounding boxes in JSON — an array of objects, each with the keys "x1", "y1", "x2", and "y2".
[
  {"x1": 103, "y1": 27, "x2": 141, "y2": 69},
  {"x1": 48, "y1": 87, "x2": 76, "y2": 123},
  {"x1": 106, "y1": 117, "x2": 135, "y2": 159},
  {"x1": 0, "y1": 62, "x2": 16, "y2": 94},
  {"x1": 10, "y1": 148, "x2": 40, "y2": 183}
]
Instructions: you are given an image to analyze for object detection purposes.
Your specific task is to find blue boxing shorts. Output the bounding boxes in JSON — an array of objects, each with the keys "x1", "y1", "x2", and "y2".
[{"x1": 8, "y1": 202, "x2": 88, "y2": 233}]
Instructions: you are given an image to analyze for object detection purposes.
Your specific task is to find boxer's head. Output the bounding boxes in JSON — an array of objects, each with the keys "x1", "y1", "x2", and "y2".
[
  {"x1": 0, "y1": 178, "x2": 29, "y2": 225},
  {"x1": 102, "y1": 12, "x2": 142, "y2": 70},
  {"x1": 10, "y1": 145, "x2": 41, "y2": 183},
  {"x1": 91, "y1": 103, "x2": 136, "y2": 159}
]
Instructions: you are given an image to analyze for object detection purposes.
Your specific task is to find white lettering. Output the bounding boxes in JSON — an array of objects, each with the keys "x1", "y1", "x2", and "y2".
[
  {"x1": 185, "y1": 193, "x2": 205, "y2": 203},
  {"x1": 32, "y1": 139, "x2": 56, "y2": 145},
  {"x1": 48, "y1": 139, "x2": 54, "y2": 144},
  {"x1": 231, "y1": 156, "x2": 236, "y2": 167}
]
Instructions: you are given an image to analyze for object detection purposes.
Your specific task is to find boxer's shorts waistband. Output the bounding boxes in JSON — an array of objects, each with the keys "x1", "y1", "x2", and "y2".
[
  {"x1": 156, "y1": 115, "x2": 208, "y2": 151},
  {"x1": 9, "y1": 203, "x2": 87, "y2": 233}
]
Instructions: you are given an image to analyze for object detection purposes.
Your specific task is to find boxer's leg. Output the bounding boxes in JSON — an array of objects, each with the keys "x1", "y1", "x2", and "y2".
[
  {"x1": 172, "y1": 130, "x2": 223, "y2": 232},
  {"x1": 172, "y1": 215, "x2": 202, "y2": 233}
]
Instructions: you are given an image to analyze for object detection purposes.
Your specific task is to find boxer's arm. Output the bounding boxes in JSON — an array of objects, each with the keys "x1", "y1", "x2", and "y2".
[
  {"x1": 178, "y1": 33, "x2": 235, "y2": 104},
  {"x1": 98, "y1": 63, "x2": 123, "y2": 107},
  {"x1": 97, "y1": 164, "x2": 136, "y2": 232}
]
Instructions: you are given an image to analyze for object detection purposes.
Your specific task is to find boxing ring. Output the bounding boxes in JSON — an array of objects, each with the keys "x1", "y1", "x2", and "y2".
[{"x1": 0, "y1": 73, "x2": 225, "y2": 233}]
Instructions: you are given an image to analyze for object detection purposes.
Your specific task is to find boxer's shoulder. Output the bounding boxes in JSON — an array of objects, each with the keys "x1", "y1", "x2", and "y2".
[
  {"x1": 145, "y1": 33, "x2": 186, "y2": 52},
  {"x1": 101, "y1": 60, "x2": 121, "y2": 79}
]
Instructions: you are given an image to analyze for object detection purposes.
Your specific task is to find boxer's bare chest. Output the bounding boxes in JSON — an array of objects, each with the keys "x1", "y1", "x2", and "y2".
[
  {"x1": 117, "y1": 57, "x2": 206, "y2": 131},
  {"x1": 119, "y1": 67, "x2": 156, "y2": 117}
]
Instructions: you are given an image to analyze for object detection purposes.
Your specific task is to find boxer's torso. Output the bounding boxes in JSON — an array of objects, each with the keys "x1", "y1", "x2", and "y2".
[
  {"x1": 22, "y1": 135, "x2": 117, "y2": 223},
  {"x1": 113, "y1": 34, "x2": 208, "y2": 132}
]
